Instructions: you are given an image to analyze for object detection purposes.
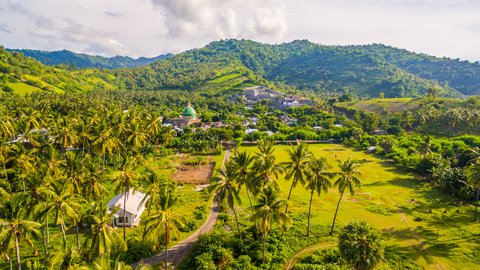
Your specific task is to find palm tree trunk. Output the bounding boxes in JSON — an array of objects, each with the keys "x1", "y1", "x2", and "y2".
[
  {"x1": 246, "y1": 189, "x2": 258, "y2": 230},
  {"x1": 123, "y1": 188, "x2": 127, "y2": 241},
  {"x1": 232, "y1": 205, "x2": 243, "y2": 241},
  {"x1": 102, "y1": 153, "x2": 106, "y2": 170},
  {"x1": 15, "y1": 235, "x2": 21, "y2": 270},
  {"x1": 76, "y1": 220, "x2": 80, "y2": 250},
  {"x1": 330, "y1": 188, "x2": 346, "y2": 235},
  {"x1": 61, "y1": 221, "x2": 67, "y2": 251},
  {"x1": 165, "y1": 217, "x2": 169, "y2": 270},
  {"x1": 475, "y1": 187, "x2": 479, "y2": 222},
  {"x1": 262, "y1": 233, "x2": 266, "y2": 264},
  {"x1": 3, "y1": 163, "x2": 8, "y2": 181},
  {"x1": 307, "y1": 189, "x2": 314, "y2": 236},
  {"x1": 46, "y1": 215, "x2": 49, "y2": 244},
  {"x1": 9, "y1": 255, "x2": 12, "y2": 270},
  {"x1": 40, "y1": 226, "x2": 48, "y2": 257},
  {"x1": 285, "y1": 180, "x2": 295, "y2": 214}
]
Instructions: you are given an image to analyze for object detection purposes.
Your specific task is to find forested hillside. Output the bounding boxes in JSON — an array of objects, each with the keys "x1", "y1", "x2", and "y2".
[
  {"x1": 113, "y1": 39, "x2": 479, "y2": 97},
  {"x1": 3, "y1": 40, "x2": 480, "y2": 97},
  {"x1": 0, "y1": 46, "x2": 115, "y2": 94},
  {"x1": 8, "y1": 49, "x2": 172, "y2": 69}
]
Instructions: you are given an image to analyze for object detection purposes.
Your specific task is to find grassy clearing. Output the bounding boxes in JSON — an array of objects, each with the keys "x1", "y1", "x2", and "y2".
[
  {"x1": 236, "y1": 144, "x2": 480, "y2": 269},
  {"x1": 7, "y1": 82, "x2": 42, "y2": 95}
]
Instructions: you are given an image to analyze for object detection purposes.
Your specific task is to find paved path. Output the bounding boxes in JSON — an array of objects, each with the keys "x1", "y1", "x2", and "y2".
[
  {"x1": 132, "y1": 148, "x2": 231, "y2": 269},
  {"x1": 285, "y1": 242, "x2": 336, "y2": 270}
]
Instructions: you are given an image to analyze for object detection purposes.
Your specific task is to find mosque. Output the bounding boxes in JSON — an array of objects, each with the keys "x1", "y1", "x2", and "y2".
[{"x1": 165, "y1": 101, "x2": 201, "y2": 128}]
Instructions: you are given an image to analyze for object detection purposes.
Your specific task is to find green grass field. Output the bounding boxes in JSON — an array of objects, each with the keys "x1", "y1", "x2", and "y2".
[{"x1": 237, "y1": 144, "x2": 480, "y2": 269}]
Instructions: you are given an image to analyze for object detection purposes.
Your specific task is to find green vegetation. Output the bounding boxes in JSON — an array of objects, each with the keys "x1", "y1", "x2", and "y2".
[{"x1": 8, "y1": 48, "x2": 172, "y2": 69}]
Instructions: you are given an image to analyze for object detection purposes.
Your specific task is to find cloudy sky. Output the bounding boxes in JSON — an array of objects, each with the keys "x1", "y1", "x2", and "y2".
[{"x1": 0, "y1": 0, "x2": 479, "y2": 61}]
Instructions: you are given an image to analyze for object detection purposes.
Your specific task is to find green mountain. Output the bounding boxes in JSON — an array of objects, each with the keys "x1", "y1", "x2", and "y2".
[
  {"x1": 3, "y1": 40, "x2": 480, "y2": 97},
  {"x1": 7, "y1": 49, "x2": 172, "y2": 69},
  {"x1": 114, "y1": 39, "x2": 479, "y2": 97},
  {"x1": 0, "y1": 46, "x2": 115, "y2": 94}
]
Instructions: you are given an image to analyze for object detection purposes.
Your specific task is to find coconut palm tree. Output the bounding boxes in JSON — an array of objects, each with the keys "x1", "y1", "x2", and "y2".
[
  {"x1": 418, "y1": 136, "x2": 433, "y2": 159},
  {"x1": 254, "y1": 140, "x2": 284, "y2": 192},
  {"x1": 111, "y1": 156, "x2": 142, "y2": 241},
  {"x1": 231, "y1": 150, "x2": 257, "y2": 229},
  {"x1": 251, "y1": 187, "x2": 290, "y2": 263},
  {"x1": 93, "y1": 128, "x2": 121, "y2": 170},
  {"x1": 282, "y1": 143, "x2": 312, "y2": 215},
  {"x1": 305, "y1": 156, "x2": 333, "y2": 236},
  {"x1": 142, "y1": 183, "x2": 183, "y2": 270},
  {"x1": 37, "y1": 181, "x2": 82, "y2": 251},
  {"x1": 211, "y1": 161, "x2": 243, "y2": 241},
  {"x1": 83, "y1": 204, "x2": 127, "y2": 262},
  {"x1": 0, "y1": 193, "x2": 42, "y2": 270},
  {"x1": 339, "y1": 220, "x2": 384, "y2": 270},
  {"x1": 330, "y1": 157, "x2": 362, "y2": 235}
]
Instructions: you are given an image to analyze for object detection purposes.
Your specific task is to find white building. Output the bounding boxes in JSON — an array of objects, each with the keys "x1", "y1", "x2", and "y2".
[{"x1": 107, "y1": 189, "x2": 149, "y2": 227}]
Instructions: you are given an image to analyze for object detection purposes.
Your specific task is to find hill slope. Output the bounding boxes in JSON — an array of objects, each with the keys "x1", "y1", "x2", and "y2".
[
  {"x1": 114, "y1": 39, "x2": 478, "y2": 97},
  {"x1": 8, "y1": 49, "x2": 172, "y2": 69},
  {"x1": 0, "y1": 47, "x2": 115, "y2": 94}
]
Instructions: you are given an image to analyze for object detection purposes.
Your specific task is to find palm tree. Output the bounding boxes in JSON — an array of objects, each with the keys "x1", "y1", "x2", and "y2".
[
  {"x1": 305, "y1": 156, "x2": 332, "y2": 236},
  {"x1": 254, "y1": 140, "x2": 284, "y2": 191},
  {"x1": 83, "y1": 204, "x2": 127, "y2": 262},
  {"x1": 142, "y1": 183, "x2": 183, "y2": 270},
  {"x1": 467, "y1": 161, "x2": 480, "y2": 221},
  {"x1": 339, "y1": 220, "x2": 384, "y2": 270},
  {"x1": 418, "y1": 136, "x2": 433, "y2": 159},
  {"x1": 93, "y1": 128, "x2": 121, "y2": 170},
  {"x1": 0, "y1": 193, "x2": 42, "y2": 270},
  {"x1": 251, "y1": 187, "x2": 290, "y2": 263},
  {"x1": 111, "y1": 156, "x2": 141, "y2": 241},
  {"x1": 283, "y1": 143, "x2": 312, "y2": 215},
  {"x1": 330, "y1": 157, "x2": 362, "y2": 235},
  {"x1": 231, "y1": 150, "x2": 257, "y2": 229},
  {"x1": 37, "y1": 181, "x2": 82, "y2": 251},
  {"x1": 211, "y1": 161, "x2": 243, "y2": 241}
]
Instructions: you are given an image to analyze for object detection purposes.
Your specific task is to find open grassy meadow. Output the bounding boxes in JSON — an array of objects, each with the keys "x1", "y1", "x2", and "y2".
[{"x1": 237, "y1": 144, "x2": 480, "y2": 269}]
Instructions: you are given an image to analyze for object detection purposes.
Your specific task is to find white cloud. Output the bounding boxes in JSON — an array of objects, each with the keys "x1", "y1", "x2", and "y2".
[{"x1": 0, "y1": 0, "x2": 478, "y2": 61}]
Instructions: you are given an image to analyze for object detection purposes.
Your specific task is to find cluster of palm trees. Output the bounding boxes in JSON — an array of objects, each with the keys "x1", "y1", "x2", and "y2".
[
  {"x1": 210, "y1": 139, "x2": 363, "y2": 263},
  {"x1": 0, "y1": 93, "x2": 184, "y2": 269}
]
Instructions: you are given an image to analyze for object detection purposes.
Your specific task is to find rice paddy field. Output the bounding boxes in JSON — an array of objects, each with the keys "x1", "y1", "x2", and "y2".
[{"x1": 237, "y1": 144, "x2": 480, "y2": 270}]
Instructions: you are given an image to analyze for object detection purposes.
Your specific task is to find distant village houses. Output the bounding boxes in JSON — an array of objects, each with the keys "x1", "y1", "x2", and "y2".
[{"x1": 240, "y1": 86, "x2": 313, "y2": 109}]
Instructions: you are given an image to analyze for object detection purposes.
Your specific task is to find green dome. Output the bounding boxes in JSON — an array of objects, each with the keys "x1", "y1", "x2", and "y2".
[{"x1": 183, "y1": 105, "x2": 197, "y2": 117}]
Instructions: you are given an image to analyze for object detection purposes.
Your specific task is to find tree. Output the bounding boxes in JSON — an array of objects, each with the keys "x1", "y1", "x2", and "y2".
[
  {"x1": 339, "y1": 220, "x2": 384, "y2": 270},
  {"x1": 37, "y1": 181, "x2": 82, "y2": 251},
  {"x1": 251, "y1": 187, "x2": 290, "y2": 263},
  {"x1": 111, "y1": 156, "x2": 142, "y2": 241},
  {"x1": 305, "y1": 156, "x2": 332, "y2": 236},
  {"x1": 254, "y1": 139, "x2": 284, "y2": 191},
  {"x1": 231, "y1": 150, "x2": 257, "y2": 229},
  {"x1": 330, "y1": 157, "x2": 362, "y2": 235},
  {"x1": 418, "y1": 136, "x2": 433, "y2": 159},
  {"x1": 83, "y1": 204, "x2": 127, "y2": 262},
  {"x1": 142, "y1": 182, "x2": 183, "y2": 270},
  {"x1": 467, "y1": 161, "x2": 480, "y2": 221},
  {"x1": 211, "y1": 161, "x2": 243, "y2": 241},
  {"x1": 283, "y1": 143, "x2": 312, "y2": 215},
  {"x1": 0, "y1": 193, "x2": 42, "y2": 270}
]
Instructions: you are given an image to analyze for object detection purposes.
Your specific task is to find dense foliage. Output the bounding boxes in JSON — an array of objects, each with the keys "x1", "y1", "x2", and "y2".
[{"x1": 8, "y1": 49, "x2": 172, "y2": 69}]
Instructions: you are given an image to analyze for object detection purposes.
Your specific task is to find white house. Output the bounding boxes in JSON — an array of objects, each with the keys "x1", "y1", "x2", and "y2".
[{"x1": 107, "y1": 189, "x2": 149, "y2": 227}]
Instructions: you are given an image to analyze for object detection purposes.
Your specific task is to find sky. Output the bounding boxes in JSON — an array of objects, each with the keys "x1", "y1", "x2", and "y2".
[{"x1": 0, "y1": 0, "x2": 479, "y2": 61}]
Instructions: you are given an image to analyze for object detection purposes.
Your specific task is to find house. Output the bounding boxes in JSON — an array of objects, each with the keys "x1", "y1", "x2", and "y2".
[{"x1": 107, "y1": 189, "x2": 149, "y2": 227}]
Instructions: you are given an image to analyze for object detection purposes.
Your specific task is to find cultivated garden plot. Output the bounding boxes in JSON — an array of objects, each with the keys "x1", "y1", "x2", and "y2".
[{"x1": 235, "y1": 144, "x2": 480, "y2": 270}]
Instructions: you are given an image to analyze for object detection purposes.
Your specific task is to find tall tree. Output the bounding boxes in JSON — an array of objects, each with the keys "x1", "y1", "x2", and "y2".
[
  {"x1": 0, "y1": 193, "x2": 42, "y2": 270},
  {"x1": 283, "y1": 143, "x2": 312, "y2": 215},
  {"x1": 211, "y1": 161, "x2": 243, "y2": 241},
  {"x1": 83, "y1": 204, "x2": 127, "y2": 262},
  {"x1": 305, "y1": 156, "x2": 333, "y2": 236},
  {"x1": 142, "y1": 182, "x2": 183, "y2": 270},
  {"x1": 330, "y1": 157, "x2": 362, "y2": 235},
  {"x1": 251, "y1": 187, "x2": 290, "y2": 263},
  {"x1": 254, "y1": 140, "x2": 284, "y2": 191},
  {"x1": 37, "y1": 181, "x2": 82, "y2": 251},
  {"x1": 111, "y1": 156, "x2": 141, "y2": 241}
]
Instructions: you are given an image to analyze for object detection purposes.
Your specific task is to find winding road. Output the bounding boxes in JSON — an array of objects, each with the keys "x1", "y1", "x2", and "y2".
[{"x1": 132, "y1": 148, "x2": 231, "y2": 269}]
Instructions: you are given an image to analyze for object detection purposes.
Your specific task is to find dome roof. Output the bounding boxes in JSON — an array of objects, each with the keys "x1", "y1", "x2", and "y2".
[{"x1": 183, "y1": 103, "x2": 197, "y2": 117}]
